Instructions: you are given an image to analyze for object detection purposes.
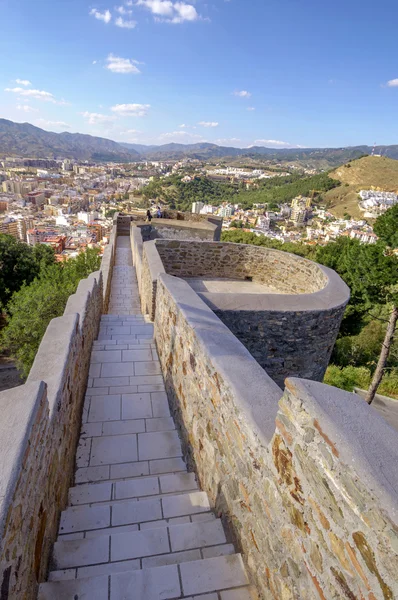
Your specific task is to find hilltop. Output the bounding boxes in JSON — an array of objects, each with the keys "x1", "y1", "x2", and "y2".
[
  {"x1": 0, "y1": 119, "x2": 138, "y2": 162},
  {"x1": 3, "y1": 118, "x2": 398, "y2": 167},
  {"x1": 324, "y1": 156, "x2": 398, "y2": 219}
]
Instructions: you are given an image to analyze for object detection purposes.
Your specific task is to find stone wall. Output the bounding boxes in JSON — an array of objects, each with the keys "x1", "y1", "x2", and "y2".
[
  {"x1": 140, "y1": 241, "x2": 165, "y2": 320},
  {"x1": 154, "y1": 273, "x2": 398, "y2": 600},
  {"x1": 154, "y1": 240, "x2": 349, "y2": 386},
  {"x1": 0, "y1": 270, "x2": 103, "y2": 600},
  {"x1": 100, "y1": 223, "x2": 116, "y2": 311},
  {"x1": 155, "y1": 240, "x2": 328, "y2": 294}
]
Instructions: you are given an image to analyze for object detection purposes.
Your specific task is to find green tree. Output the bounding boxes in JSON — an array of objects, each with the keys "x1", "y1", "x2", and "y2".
[
  {"x1": 317, "y1": 237, "x2": 398, "y2": 403},
  {"x1": 0, "y1": 235, "x2": 55, "y2": 309},
  {"x1": 1, "y1": 248, "x2": 101, "y2": 377},
  {"x1": 373, "y1": 204, "x2": 398, "y2": 248}
]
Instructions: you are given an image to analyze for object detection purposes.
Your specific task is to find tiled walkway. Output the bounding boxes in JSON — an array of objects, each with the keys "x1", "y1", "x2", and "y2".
[{"x1": 39, "y1": 237, "x2": 256, "y2": 600}]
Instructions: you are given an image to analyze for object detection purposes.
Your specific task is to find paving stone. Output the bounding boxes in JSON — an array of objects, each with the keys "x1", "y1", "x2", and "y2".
[
  {"x1": 162, "y1": 492, "x2": 211, "y2": 519},
  {"x1": 114, "y1": 476, "x2": 159, "y2": 500},
  {"x1": 122, "y1": 349, "x2": 153, "y2": 362},
  {"x1": 202, "y1": 544, "x2": 235, "y2": 559},
  {"x1": 48, "y1": 569, "x2": 76, "y2": 582},
  {"x1": 122, "y1": 393, "x2": 152, "y2": 419},
  {"x1": 59, "y1": 505, "x2": 110, "y2": 534},
  {"x1": 110, "y1": 461, "x2": 149, "y2": 479},
  {"x1": 102, "y1": 419, "x2": 145, "y2": 436},
  {"x1": 190, "y1": 513, "x2": 216, "y2": 523},
  {"x1": 90, "y1": 434, "x2": 138, "y2": 466},
  {"x1": 129, "y1": 375, "x2": 164, "y2": 386},
  {"x1": 75, "y1": 465, "x2": 110, "y2": 484},
  {"x1": 91, "y1": 350, "x2": 122, "y2": 364},
  {"x1": 80, "y1": 422, "x2": 103, "y2": 438},
  {"x1": 151, "y1": 392, "x2": 170, "y2": 417},
  {"x1": 134, "y1": 361, "x2": 162, "y2": 376},
  {"x1": 111, "y1": 527, "x2": 169, "y2": 561},
  {"x1": 101, "y1": 362, "x2": 135, "y2": 378},
  {"x1": 53, "y1": 536, "x2": 109, "y2": 569},
  {"x1": 111, "y1": 497, "x2": 162, "y2": 526},
  {"x1": 76, "y1": 438, "x2": 91, "y2": 468},
  {"x1": 88, "y1": 396, "x2": 121, "y2": 423},
  {"x1": 85, "y1": 388, "x2": 111, "y2": 396},
  {"x1": 169, "y1": 519, "x2": 226, "y2": 552},
  {"x1": 89, "y1": 363, "x2": 102, "y2": 378},
  {"x1": 94, "y1": 377, "x2": 130, "y2": 388},
  {"x1": 145, "y1": 417, "x2": 175, "y2": 432},
  {"x1": 109, "y1": 385, "x2": 139, "y2": 394},
  {"x1": 140, "y1": 516, "x2": 191, "y2": 530},
  {"x1": 159, "y1": 473, "x2": 198, "y2": 494},
  {"x1": 38, "y1": 575, "x2": 109, "y2": 600},
  {"x1": 138, "y1": 384, "x2": 166, "y2": 393},
  {"x1": 149, "y1": 457, "x2": 186, "y2": 475},
  {"x1": 138, "y1": 431, "x2": 182, "y2": 461},
  {"x1": 110, "y1": 564, "x2": 180, "y2": 600},
  {"x1": 142, "y1": 549, "x2": 201, "y2": 569},
  {"x1": 180, "y1": 555, "x2": 249, "y2": 597},
  {"x1": 69, "y1": 482, "x2": 112, "y2": 505},
  {"x1": 85, "y1": 524, "x2": 139, "y2": 538},
  {"x1": 78, "y1": 559, "x2": 140, "y2": 580}
]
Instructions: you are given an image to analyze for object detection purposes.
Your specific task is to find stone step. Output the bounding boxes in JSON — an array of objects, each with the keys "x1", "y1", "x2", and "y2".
[
  {"x1": 68, "y1": 472, "x2": 198, "y2": 506},
  {"x1": 51, "y1": 518, "x2": 228, "y2": 574},
  {"x1": 59, "y1": 491, "x2": 212, "y2": 535},
  {"x1": 39, "y1": 554, "x2": 249, "y2": 599}
]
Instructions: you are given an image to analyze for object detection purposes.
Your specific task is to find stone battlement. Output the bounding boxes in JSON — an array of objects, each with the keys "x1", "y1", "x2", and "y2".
[{"x1": 0, "y1": 222, "x2": 397, "y2": 600}]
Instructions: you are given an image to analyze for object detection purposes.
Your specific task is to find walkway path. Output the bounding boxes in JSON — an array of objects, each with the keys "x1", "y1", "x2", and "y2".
[{"x1": 39, "y1": 237, "x2": 255, "y2": 600}]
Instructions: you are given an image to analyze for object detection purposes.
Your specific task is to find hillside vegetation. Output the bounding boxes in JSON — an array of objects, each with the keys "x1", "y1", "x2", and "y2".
[{"x1": 324, "y1": 156, "x2": 398, "y2": 219}]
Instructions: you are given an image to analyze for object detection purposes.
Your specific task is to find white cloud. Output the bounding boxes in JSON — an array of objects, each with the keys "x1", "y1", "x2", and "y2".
[
  {"x1": 253, "y1": 139, "x2": 301, "y2": 148},
  {"x1": 136, "y1": 0, "x2": 199, "y2": 23},
  {"x1": 81, "y1": 111, "x2": 117, "y2": 125},
  {"x1": 198, "y1": 121, "x2": 218, "y2": 127},
  {"x1": 119, "y1": 129, "x2": 139, "y2": 134},
  {"x1": 111, "y1": 103, "x2": 150, "y2": 116},
  {"x1": 115, "y1": 16, "x2": 137, "y2": 27},
  {"x1": 116, "y1": 4, "x2": 133, "y2": 14},
  {"x1": 89, "y1": 8, "x2": 112, "y2": 23},
  {"x1": 387, "y1": 78, "x2": 398, "y2": 87},
  {"x1": 16, "y1": 104, "x2": 39, "y2": 113},
  {"x1": 234, "y1": 90, "x2": 251, "y2": 98},
  {"x1": 35, "y1": 119, "x2": 71, "y2": 129},
  {"x1": 159, "y1": 130, "x2": 203, "y2": 142},
  {"x1": 105, "y1": 54, "x2": 141, "y2": 74},
  {"x1": 215, "y1": 138, "x2": 241, "y2": 146},
  {"x1": 93, "y1": 60, "x2": 98, "y2": 65},
  {"x1": 179, "y1": 124, "x2": 187, "y2": 128},
  {"x1": 247, "y1": 106, "x2": 255, "y2": 111},
  {"x1": 15, "y1": 79, "x2": 31, "y2": 86},
  {"x1": 5, "y1": 87, "x2": 60, "y2": 103}
]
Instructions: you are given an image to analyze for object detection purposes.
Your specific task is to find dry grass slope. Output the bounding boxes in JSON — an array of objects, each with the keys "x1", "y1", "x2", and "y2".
[{"x1": 324, "y1": 156, "x2": 398, "y2": 219}]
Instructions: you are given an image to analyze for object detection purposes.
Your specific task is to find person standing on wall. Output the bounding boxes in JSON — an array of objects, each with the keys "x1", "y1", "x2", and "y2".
[{"x1": 146, "y1": 209, "x2": 152, "y2": 222}]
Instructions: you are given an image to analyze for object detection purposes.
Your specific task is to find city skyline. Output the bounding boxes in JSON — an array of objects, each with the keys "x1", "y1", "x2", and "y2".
[{"x1": 1, "y1": 0, "x2": 398, "y2": 148}]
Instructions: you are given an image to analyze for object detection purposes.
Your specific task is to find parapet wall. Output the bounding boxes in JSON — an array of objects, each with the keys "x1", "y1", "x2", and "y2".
[
  {"x1": 153, "y1": 240, "x2": 349, "y2": 386},
  {"x1": 154, "y1": 273, "x2": 398, "y2": 600},
  {"x1": 155, "y1": 239, "x2": 328, "y2": 293},
  {"x1": 0, "y1": 261, "x2": 108, "y2": 598}
]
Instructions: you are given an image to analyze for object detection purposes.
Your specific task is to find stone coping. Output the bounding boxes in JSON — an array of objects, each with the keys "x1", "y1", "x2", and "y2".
[
  {"x1": 286, "y1": 378, "x2": 398, "y2": 522},
  {"x1": 141, "y1": 219, "x2": 218, "y2": 232},
  {"x1": 158, "y1": 273, "x2": 283, "y2": 444},
  {"x1": 196, "y1": 263, "x2": 349, "y2": 313},
  {"x1": 0, "y1": 381, "x2": 47, "y2": 538},
  {"x1": 144, "y1": 240, "x2": 166, "y2": 282}
]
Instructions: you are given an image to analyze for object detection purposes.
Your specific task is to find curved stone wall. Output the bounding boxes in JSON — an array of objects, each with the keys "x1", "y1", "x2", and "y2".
[{"x1": 154, "y1": 240, "x2": 350, "y2": 386}]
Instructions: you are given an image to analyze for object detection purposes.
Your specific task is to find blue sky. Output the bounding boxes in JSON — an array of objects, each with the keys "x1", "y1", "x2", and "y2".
[{"x1": 1, "y1": 0, "x2": 398, "y2": 148}]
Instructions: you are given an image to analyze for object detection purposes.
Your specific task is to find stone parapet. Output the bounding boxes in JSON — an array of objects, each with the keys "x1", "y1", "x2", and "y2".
[
  {"x1": 100, "y1": 223, "x2": 116, "y2": 311},
  {"x1": 0, "y1": 271, "x2": 103, "y2": 600},
  {"x1": 154, "y1": 273, "x2": 398, "y2": 600},
  {"x1": 153, "y1": 240, "x2": 349, "y2": 385}
]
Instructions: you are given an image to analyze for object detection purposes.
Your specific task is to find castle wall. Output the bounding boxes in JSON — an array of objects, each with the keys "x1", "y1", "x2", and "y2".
[
  {"x1": 154, "y1": 273, "x2": 398, "y2": 600},
  {"x1": 154, "y1": 240, "x2": 349, "y2": 386},
  {"x1": 0, "y1": 238, "x2": 114, "y2": 598}
]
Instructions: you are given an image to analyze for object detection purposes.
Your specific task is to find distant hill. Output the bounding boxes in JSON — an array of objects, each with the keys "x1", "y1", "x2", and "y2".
[
  {"x1": 2, "y1": 118, "x2": 398, "y2": 167},
  {"x1": 0, "y1": 119, "x2": 139, "y2": 161},
  {"x1": 324, "y1": 156, "x2": 398, "y2": 219}
]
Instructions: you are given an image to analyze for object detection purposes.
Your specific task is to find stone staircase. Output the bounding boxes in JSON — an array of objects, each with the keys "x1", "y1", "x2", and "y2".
[{"x1": 38, "y1": 237, "x2": 256, "y2": 600}]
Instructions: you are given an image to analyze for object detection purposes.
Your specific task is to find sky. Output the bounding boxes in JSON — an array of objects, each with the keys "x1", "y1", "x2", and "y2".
[{"x1": 0, "y1": 0, "x2": 398, "y2": 149}]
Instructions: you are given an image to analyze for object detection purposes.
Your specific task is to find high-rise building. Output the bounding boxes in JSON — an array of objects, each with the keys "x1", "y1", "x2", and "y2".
[{"x1": 192, "y1": 202, "x2": 204, "y2": 214}]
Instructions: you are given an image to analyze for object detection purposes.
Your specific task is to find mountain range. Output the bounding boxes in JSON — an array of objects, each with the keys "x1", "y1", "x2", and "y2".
[{"x1": 1, "y1": 118, "x2": 398, "y2": 167}]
